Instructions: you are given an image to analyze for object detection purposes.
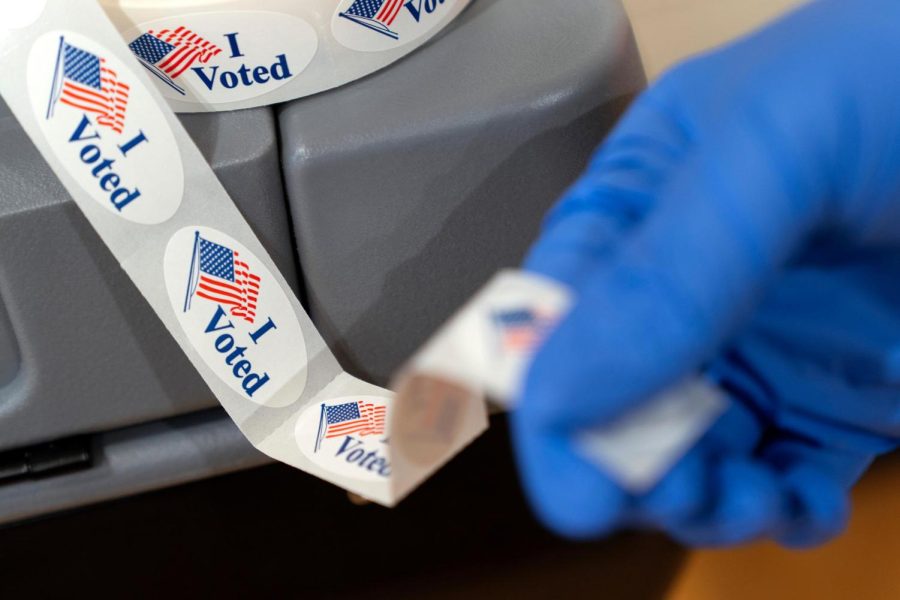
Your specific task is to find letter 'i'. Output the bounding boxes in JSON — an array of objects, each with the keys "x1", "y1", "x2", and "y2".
[
  {"x1": 223, "y1": 32, "x2": 244, "y2": 58},
  {"x1": 249, "y1": 317, "x2": 277, "y2": 344},
  {"x1": 118, "y1": 130, "x2": 148, "y2": 157}
]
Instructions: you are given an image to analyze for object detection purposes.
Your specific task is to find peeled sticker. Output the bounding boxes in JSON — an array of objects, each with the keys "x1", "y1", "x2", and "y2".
[
  {"x1": 98, "y1": 0, "x2": 474, "y2": 113},
  {"x1": 393, "y1": 271, "x2": 729, "y2": 493},
  {"x1": 0, "y1": 0, "x2": 486, "y2": 507}
]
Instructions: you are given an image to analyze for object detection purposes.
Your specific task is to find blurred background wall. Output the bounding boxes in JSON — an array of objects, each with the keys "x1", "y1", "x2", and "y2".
[{"x1": 622, "y1": 0, "x2": 807, "y2": 79}]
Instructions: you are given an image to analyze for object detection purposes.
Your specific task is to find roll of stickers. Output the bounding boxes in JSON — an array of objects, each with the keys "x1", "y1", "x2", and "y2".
[
  {"x1": 0, "y1": 0, "x2": 486, "y2": 506},
  {"x1": 97, "y1": 0, "x2": 474, "y2": 112},
  {"x1": 0, "y1": 0, "x2": 725, "y2": 508}
]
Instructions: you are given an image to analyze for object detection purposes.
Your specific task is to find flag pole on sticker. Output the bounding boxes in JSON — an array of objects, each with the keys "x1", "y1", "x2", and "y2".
[
  {"x1": 45, "y1": 35, "x2": 64, "y2": 118},
  {"x1": 45, "y1": 35, "x2": 131, "y2": 133},
  {"x1": 338, "y1": 0, "x2": 404, "y2": 40},
  {"x1": 183, "y1": 231, "x2": 262, "y2": 324}
]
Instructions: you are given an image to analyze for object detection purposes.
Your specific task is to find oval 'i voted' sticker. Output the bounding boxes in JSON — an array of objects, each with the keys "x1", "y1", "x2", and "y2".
[
  {"x1": 296, "y1": 396, "x2": 392, "y2": 481},
  {"x1": 164, "y1": 226, "x2": 308, "y2": 407},
  {"x1": 122, "y1": 11, "x2": 319, "y2": 106},
  {"x1": 27, "y1": 30, "x2": 183, "y2": 225}
]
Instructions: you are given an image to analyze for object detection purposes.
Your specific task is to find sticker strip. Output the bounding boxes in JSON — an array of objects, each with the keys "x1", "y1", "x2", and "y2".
[{"x1": 0, "y1": 0, "x2": 486, "y2": 506}]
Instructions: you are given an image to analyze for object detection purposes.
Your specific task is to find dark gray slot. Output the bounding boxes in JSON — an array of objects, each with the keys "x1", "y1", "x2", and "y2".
[
  {"x1": 0, "y1": 435, "x2": 92, "y2": 484},
  {"x1": 0, "y1": 408, "x2": 268, "y2": 525}
]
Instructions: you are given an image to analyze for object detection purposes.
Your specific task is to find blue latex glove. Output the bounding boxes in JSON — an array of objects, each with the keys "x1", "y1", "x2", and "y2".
[{"x1": 513, "y1": 0, "x2": 900, "y2": 548}]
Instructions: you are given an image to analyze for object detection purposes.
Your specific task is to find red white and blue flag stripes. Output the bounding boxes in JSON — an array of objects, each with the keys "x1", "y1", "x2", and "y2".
[
  {"x1": 128, "y1": 26, "x2": 222, "y2": 95},
  {"x1": 339, "y1": 0, "x2": 404, "y2": 39},
  {"x1": 492, "y1": 308, "x2": 557, "y2": 352},
  {"x1": 314, "y1": 400, "x2": 387, "y2": 452},
  {"x1": 46, "y1": 37, "x2": 130, "y2": 133},
  {"x1": 183, "y1": 232, "x2": 261, "y2": 324}
]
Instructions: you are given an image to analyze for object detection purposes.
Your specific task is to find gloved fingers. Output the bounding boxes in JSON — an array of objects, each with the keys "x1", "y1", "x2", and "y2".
[
  {"x1": 636, "y1": 395, "x2": 765, "y2": 526},
  {"x1": 510, "y1": 408, "x2": 630, "y2": 540},
  {"x1": 637, "y1": 448, "x2": 708, "y2": 527},
  {"x1": 513, "y1": 386, "x2": 865, "y2": 546},
  {"x1": 664, "y1": 456, "x2": 784, "y2": 547},
  {"x1": 649, "y1": 451, "x2": 852, "y2": 548},
  {"x1": 762, "y1": 437, "x2": 876, "y2": 489},
  {"x1": 759, "y1": 436, "x2": 866, "y2": 547},
  {"x1": 523, "y1": 80, "x2": 691, "y2": 290},
  {"x1": 521, "y1": 90, "x2": 829, "y2": 430},
  {"x1": 774, "y1": 463, "x2": 851, "y2": 548},
  {"x1": 694, "y1": 389, "x2": 763, "y2": 455},
  {"x1": 661, "y1": 437, "x2": 863, "y2": 548},
  {"x1": 512, "y1": 381, "x2": 765, "y2": 538}
]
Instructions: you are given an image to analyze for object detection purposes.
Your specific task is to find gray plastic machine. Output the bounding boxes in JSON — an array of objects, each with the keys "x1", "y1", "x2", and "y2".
[{"x1": 0, "y1": 0, "x2": 645, "y2": 523}]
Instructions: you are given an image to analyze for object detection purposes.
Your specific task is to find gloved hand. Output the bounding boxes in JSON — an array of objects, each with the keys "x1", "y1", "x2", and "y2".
[{"x1": 513, "y1": 0, "x2": 900, "y2": 548}]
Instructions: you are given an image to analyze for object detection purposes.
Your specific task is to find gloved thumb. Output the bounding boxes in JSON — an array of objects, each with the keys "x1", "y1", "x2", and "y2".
[{"x1": 521, "y1": 110, "x2": 829, "y2": 432}]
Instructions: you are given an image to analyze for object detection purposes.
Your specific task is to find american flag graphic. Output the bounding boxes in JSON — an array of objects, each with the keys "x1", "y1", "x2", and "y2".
[
  {"x1": 128, "y1": 27, "x2": 222, "y2": 94},
  {"x1": 183, "y1": 233, "x2": 261, "y2": 324},
  {"x1": 314, "y1": 400, "x2": 387, "y2": 451},
  {"x1": 46, "y1": 38, "x2": 130, "y2": 134},
  {"x1": 339, "y1": 0, "x2": 404, "y2": 40},
  {"x1": 492, "y1": 308, "x2": 557, "y2": 352}
]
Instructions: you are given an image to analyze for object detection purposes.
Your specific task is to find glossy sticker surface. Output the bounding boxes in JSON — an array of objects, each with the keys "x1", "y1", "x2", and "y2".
[
  {"x1": 27, "y1": 30, "x2": 183, "y2": 224},
  {"x1": 332, "y1": 0, "x2": 463, "y2": 52},
  {"x1": 164, "y1": 226, "x2": 308, "y2": 407},
  {"x1": 123, "y1": 11, "x2": 318, "y2": 105},
  {"x1": 296, "y1": 395, "x2": 392, "y2": 481}
]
